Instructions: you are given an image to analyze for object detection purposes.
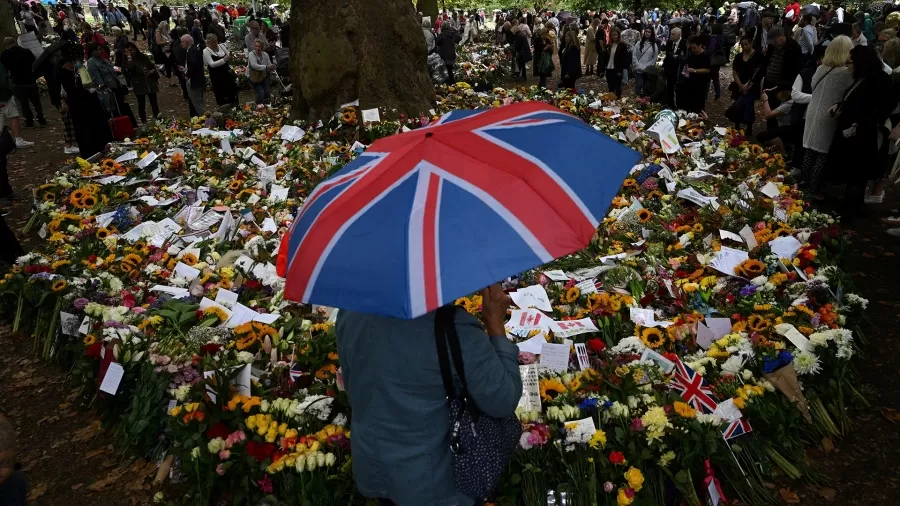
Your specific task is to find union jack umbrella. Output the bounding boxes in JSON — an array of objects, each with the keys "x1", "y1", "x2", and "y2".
[
  {"x1": 670, "y1": 358, "x2": 719, "y2": 414},
  {"x1": 277, "y1": 102, "x2": 641, "y2": 319},
  {"x1": 722, "y1": 418, "x2": 752, "y2": 440}
]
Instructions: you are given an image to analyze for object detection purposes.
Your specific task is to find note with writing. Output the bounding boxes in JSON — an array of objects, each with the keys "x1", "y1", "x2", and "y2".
[
  {"x1": 137, "y1": 151, "x2": 159, "y2": 169},
  {"x1": 575, "y1": 343, "x2": 590, "y2": 371},
  {"x1": 539, "y1": 342, "x2": 571, "y2": 373},
  {"x1": 697, "y1": 318, "x2": 733, "y2": 349},
  {"x1": 361, "y1": 108, "x2": 381, "y2": 123},
  {"x1": 768, "y1": 235, "x2": 802, "y2": 259},
  {"x1": 516, "y1": 364, "x2": 542, "y2": 412},
  {"x1": 115, "y1": 151, "x2": 138, "y2": 163},
  {"x1": 775, "y1": 323, "x2": 810, "y2": 352},
  {"x1": 506, "y1": 308, "x2": 552, "y2": 333},
  {"x1": 516, "y1": 334, "x2": 548, "y2": 354},
  {"x1": 100, "y1": 363, "x2": 125, "y2": 395},
  {"x1": 173, "y1": 262, "x2": 201, "y2": 280},
  {"x1": 709, "y1": 246, "x2": 749, "y2": 277},
  {"x1": 575, "y1": 279, "x2": 599, "y2": 295},
  {"x1": 510, "y1": 285, "x2": 552, "y2": 312},
  {"x1": 549, "y1": 317, "x2": 599, "y2": 338}
]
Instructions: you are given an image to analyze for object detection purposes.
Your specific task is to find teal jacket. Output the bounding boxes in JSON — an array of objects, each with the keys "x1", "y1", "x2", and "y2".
[{"x1": 336, "y1": 308, "x2": 522, "y2": 506}]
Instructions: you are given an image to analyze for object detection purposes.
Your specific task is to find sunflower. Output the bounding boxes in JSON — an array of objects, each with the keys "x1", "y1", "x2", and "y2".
[
  {"x1": 539, "y1": 377, "x2": 568, "y2": 402},
  {"x1": 341, "y1": 109, "x2": 358, "y2": 125},
  {"x1": 181, "y1": 252, "x2": 199, "y2": 266},
  {"x1": 637, "y1": 209, "x2": 653, "y2": 223},
  {"x1": 647, "y1": 190, "x2": 663, "y2": 200},
  {"x1": 688, "y1": 127, "x2": 704, "y2": 139},
  {"x1": 119, "y1": 262, "x2": 134, "y2": 273},
  {"x1": 228, "y1": 180, "x2": 242, "y2": 191},
  {"x1": 735, "y1": 259, "x2": 766, "y2": 278},
  {"x1": 315, "y1": 363, "x2": 337, "y2": 380},
  {"x1": 203, "y1": 306, "x2": 230, "y2": 322},
  {"x1": 101, "y1": 158, "x2": 118, "y2": 170},
  {"x1": 123, "y1": 253, "x2": 143, "y2": 266},
  {"x1": 43, "y1": 192, "x2": 56, "y2": 202},
  {"x1": 640, "y1": 328, "x2": 665, "y2": 349},
  {"x1": 51, "y1": 279, "x2": 67, "y2": 292},
  {"x1": 96, "y1": 228, "x2": 111, "y2": 240},
  {"x1": 747, "y1": 314, "x2": 770, "y2": 332},
  {"x1": 82, "y1": 334, "x2": 97, "y2": 346},
  {"x1": 562, "y1": 286, "x2": 581, "y2": 304},
  {"x1": 236, "y1": 334, "x2": 260, "y2": 350},
  {"x1": 81, "y1": 195, "x2": 97, "y2": 208},
  {"x1": 253, "y1": 322, "x2": 278, "y2": 339},
  {"x1": 622, "y1": 178, "x2": 638, "y2": 190}
]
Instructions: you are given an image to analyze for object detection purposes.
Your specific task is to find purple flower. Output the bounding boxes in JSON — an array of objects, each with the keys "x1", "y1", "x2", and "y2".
[
  {"x1": 630, "y1": 418, "x2": 644, "y2": 432},
  {"x1": 739, "y1": 284, "x2": 757, "y2": 297}
]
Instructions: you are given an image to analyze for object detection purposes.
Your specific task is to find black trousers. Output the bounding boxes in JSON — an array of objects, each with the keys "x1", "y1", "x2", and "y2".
[
  {"x1": 12, "y1": 85, "x2": 44, "y2": 124},
  {"x1": 0, "y1": 468, "x2": 27, "y2": 506},
  {"x1": 605, "y1": 69, "x2": 623, "y2": 98},
  {"x1": 136, "y1": 93, "x2": 159, "y2": 123}
]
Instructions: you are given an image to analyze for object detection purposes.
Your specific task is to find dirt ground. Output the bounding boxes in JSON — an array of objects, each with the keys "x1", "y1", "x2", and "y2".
[{"x1": 1, "y1": 51, "x2": 899, "y2": 505}]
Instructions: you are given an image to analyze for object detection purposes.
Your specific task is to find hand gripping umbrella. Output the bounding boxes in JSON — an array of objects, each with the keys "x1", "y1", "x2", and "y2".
[{"x1": 277, "y1": 101, "x2": 642, "y2": 319}]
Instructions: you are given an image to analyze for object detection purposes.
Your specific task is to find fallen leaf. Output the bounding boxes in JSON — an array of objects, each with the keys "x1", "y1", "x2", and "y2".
[
  {"x1": 86, "y1": 475, "x2": 118, "y2": 492},
  {"x1": 881, "y1": 407, "x2": 900, "y2": 423},
  {"x1": 821, "y1": 436, "x2": 834, "y2": 453},
  {"x1": 779, "y1": 488, "x2": 800, "y2": 504},
  {"x1": 85, "y1": 448, "x2": 106, "y2": 459},
  {"x1": 71, "y1": 483, "x2": 84, "y2": 491},
  {"x1": 71, "y1": 420, "x2": 102, "y2": 442},
  {"x1": 818, "y1": 487, "x2": 837, "y2": 501},
  {"x1": 27, "y1": 483, "x2": 48, "y2": 501}
]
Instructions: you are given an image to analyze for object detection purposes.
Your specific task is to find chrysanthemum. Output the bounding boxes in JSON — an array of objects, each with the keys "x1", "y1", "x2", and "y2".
[{"x1": 793, "y1": 351, "x2": 822, "y2": 375}]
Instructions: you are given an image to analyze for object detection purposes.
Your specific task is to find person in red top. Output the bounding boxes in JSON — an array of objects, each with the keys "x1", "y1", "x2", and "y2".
[
  {"x1": 80, "y1": 22, "x2": 109, "y2": 60},
  {"x1": 237, "y1": 4, "x2": 247, "y2": 16},
  {"x1": 783, "y1": 1, "x2": 801, "y2": 33}
]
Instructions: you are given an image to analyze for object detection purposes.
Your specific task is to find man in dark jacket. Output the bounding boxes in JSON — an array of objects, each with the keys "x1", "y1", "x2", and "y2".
[
  {"x1": 435, "y1": 25, "x2": 462, "y2": 83},
  {"x1": 0, "y1": 38, "x2": 45, "y2": 127},
  {"x1": 662, "y1": 27, "x2": 687, "y2": 108},
  {"x1": 180, "y1": 34, "x2": 204, "y2": 116},
  {"x1": 763, "y1": 26, "x2": 803, "y2": 129}
]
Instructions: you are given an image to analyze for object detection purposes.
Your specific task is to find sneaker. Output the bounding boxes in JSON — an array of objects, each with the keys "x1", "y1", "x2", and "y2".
[
  {"x1": 887, "y1": 227, "x2": 900, "y2": 237},
  {"x1": 15, "y1": 138, "x2": 34, "y2": 148},
  {"x1": 880, "y1": 215, "x2": 900, "y2": 225},
  {"x1": 864, "y1": 193, "x2": 884, "y2": 204},
  {"x1": 63, "y1": 146, "x2": 80, "y2": 154}
]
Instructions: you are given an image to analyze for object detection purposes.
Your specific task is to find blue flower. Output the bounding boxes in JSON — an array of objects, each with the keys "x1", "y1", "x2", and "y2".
[
  {"x1": 578, "y1": 398, "x2": 600, "y2": 410},
  {"x1": 761, "y1": 350, "x2": 794, "y2": 374},
  {"x1": 739, "y1": 284, "x2": 757, "y2": 297}
]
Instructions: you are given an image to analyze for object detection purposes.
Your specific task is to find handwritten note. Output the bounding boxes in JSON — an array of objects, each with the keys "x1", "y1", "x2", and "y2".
[
  {"x1": 173, "y1": 262, "x2": 201, "y2": 280},
  {"x1": 361, "y1": 108, "x2": 381, "y2": 123},
  {"x1": 510, "y1": 285, "x2": 553, "y2": 312},
  {"x1": 709, "y1": 246, "x2": 749, "y2": 277},
  {"x1": 539, "y1": 342, "x2": 571, "y2": 372},
  {"x1": 575, "y1": 279, "x2": 599, "y2": 295},
  {"x1": 99, "y1": 363, "x2": 125, "y2": 395},
  {"x1": 516, "y1": 364, "x2": 541, "y2": 412},
  {"x1": 137, "y1": 151, "x2": 159, "y2": 169},
  {"x1": 549, "y1": 318, "x2": 599, "y2": 338}
]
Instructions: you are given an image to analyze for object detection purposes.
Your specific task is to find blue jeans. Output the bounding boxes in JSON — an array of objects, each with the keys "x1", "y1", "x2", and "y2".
[
  {"x1": 623, "y1": 68, "x2": 629, "y2": 85},
  {"x1": 250, "y1": 78, "x2": 270, "y2": 104},
  {"x1": 634, "y1": 71, "x2": 645, "y2": 96}
]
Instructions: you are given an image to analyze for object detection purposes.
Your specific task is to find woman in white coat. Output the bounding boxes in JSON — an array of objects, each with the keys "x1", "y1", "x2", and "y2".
[
  {"x1": 801, "y1": 35, "x2": 853, "y2": 197},
  {"x1": 633, "y1": 28, "x2": 660, "y2": 97}
]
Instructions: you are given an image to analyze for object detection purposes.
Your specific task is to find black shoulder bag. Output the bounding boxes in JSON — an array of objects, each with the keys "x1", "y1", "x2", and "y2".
[{"x1": 434, "y1": 305, "x2": 520, "y2": 500}]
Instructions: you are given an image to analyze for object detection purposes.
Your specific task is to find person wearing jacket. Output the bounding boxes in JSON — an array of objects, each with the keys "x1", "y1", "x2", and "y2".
[
  {"x1": 533, "y1": 27, "x2": 554, "y2": 88},
  {"x1": 633, "y1": 28, "x2": 660, "y2": 97},
  {"x1": 514, "y1": 26, "x2": 532, "y2": 81},
  {"x1": 763, "y1": 27, "x2": 803, "y2": 129},
  {"x1": 247, "y1": 39, "x2": 273, "y2": 104},
  {"x1": 560, "y1": 30, "x2": 582, "y2": 88},
  {"x1": 423, "y1": 18, "x2": 435, "y2": 53},
  {"x1": 121, "y1": 42, "x2": 159, "y2": 123},
  {"x1": 335, "y1": 283, "x2": 522, "y2": 506},
  {"x1": 86, "y1": 42, "x2": 137, "y2": 127},
  {"x1": 584, "y1": 18, "x2": 599, "y2": 75},
  {"x1": 436, "y1": 24, "x2": 462, "y2": 84},
  {"x1": 599, "y1": 27, "x2": 630, "y2": 98},
  {"x1": 181, "y1": 34, "x2": 205, "y2": 115},
  {"x1": 663, "y1": 27, "x2": 687, "y2": 108}
]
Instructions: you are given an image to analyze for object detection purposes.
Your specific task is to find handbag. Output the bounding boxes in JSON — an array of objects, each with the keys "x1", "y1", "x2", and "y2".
[
  {"x1": 537, "y1": 50, "x2": 555, "y2": 76},
  {"x1": 434, "y1": 305, "x2": 520, "y2": 500},
  {"x1": 249, "y1": 68, "x2": 267, "y2": 83}
]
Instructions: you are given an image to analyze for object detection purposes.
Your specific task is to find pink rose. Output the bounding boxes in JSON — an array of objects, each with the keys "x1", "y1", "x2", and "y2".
[{"x1": 518, "y1": 352, "x2": 536, "y2": 365}]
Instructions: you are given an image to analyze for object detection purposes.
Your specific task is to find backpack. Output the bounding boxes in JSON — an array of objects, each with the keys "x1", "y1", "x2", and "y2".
[{"x1": 0, "y1": 63, "x2": 12, "y2": 102}]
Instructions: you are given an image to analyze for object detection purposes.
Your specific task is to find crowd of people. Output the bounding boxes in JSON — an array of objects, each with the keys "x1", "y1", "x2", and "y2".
[
  {"x1": 0, "y1": 0, "x2": 291, "y2": 208},
  {"x1": 483, "y1": 3, "x2": 900, "y2": 228}
]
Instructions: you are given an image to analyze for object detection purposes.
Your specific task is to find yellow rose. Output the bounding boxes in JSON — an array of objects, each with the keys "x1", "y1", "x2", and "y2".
[
  {"x1": 617, "y1": 487, "x2": 635, "y2": 506},
  {"x1": 625, "y1": 466, "x2": 644, "y2": 492}
]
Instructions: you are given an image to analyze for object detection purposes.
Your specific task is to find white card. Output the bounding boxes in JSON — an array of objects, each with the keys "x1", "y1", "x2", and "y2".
[
  {"x1": 137, "y1": 151, "x2": 158, "y2": 169},
  {"x1": 714, "y1": 399, "x2": 743, "y2": 422},
  {"x1": 760, "y1": 181, "x2": 780, "y2": 198},
  {"x1": 506, "y1": 308, "x2": 552, "y2": 333},
  {"x1": 775, "y1": 323, "x2": 810, "y2": 352},
  {"x1": 575, "y1": 279, "x2": 598, "y2": 295},
  {"x1": 60, "y1": 312, "x2": 81, "y2": 336},
  {"x1": 173, "y1": 262, "x2": 201, "y2": 280},
  {"x1": 719, "y1": 229, "x2": 743, "y2": 243},
  {"x1": 115, "y1": 150, "x2": 138, "y2": 162},
  {"x1": 709, "y1": 246, "x2": 749, "y2": 277},
  {"x1": 510, "y1": 285, "x2": 553, "y2": 312},
  {"x1": 768, "y1": 235, "x2": 803, "y2": 259},
  {"x1": 516, "y1": 334, "x2": 547, "y2": 354},
  {"x1": 268, "y1": 184, "x2": 289, "y2": 202},
  {"x1": 539, "y1": 342, "x2": 571, "y2": 372},
  {"x1": 215, "y1": 289, "x2": 239, "y2": 306},
  {"x1": 549, "y1": 318, "x2": 599, "y2": 338},
  {"x1": 641, "y1": 348, "x2": 675, "y2": 374},
  {"x1": 697, "y1": 318, "x2": 733, "y2": 349},
  {"x1": 261, "y1": 217, "x2": 278, "y2": 233},
  {"x1": 574, "y1": 343, "x2": 590, "y2": 370},
  {"x1": 361, "y1": 108, "x2": 381, "y2": 123},
  {"x1": 221, "y1": 138, "x2": 233, "y2": 154},
  {"x1": 78, "y1": 316, "x2": 93, "y2": 335},
  {"x1": 150, "y1": 285, "x2": 190, "y2": 298},
  {"x1": 708, "y1": 481, "x2": 721, "y2": 506},
  {"x1": 739, "y1": 225, "x2": 758, "y2": 249},
  {"x1": 516, "y1": 364, "x2": 542, "y2": 412},
  {"x1": 99, "y1": 363, "x2": 125, "y2": 395}
]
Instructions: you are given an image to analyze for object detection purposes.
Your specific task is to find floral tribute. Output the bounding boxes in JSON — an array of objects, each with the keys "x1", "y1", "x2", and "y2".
[{"x1": 0, "y1": 80, "x2": 867, "y2": 506}]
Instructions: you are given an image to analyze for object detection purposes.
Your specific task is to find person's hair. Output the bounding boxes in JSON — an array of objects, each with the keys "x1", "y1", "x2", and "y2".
[
  {"x1": 670, "y1": 27, "x2": 681, "y2": 37},
  {"x1": 248, "y1": 20, "x2": 259, "y2": 29},
  {"x1": 852, "y1": 22, "x2": 861, "y2": 34},
  {"x1": 205, "y1": 33, "x2": 218, "y2": 45},
  {"x1": 768, "y1": 26, "x2": 785, "y2": 39},
  {"x1": 688, "y1": 34, "x2": 707, "y2": 47},
  {"x1": 740, "y1": 34, "x2": 754, "y2": 46},
  {"x1": 880, "y1": 28, "x2": 897, "y2": 39},
  {"x1": 254, "y1": 38, "x2": 264, "y2": 49},
  {"x1": 565, "y1": 30, "x2": 578, "y2": 46},
  {"x1": 111, "y1": 26, "x2": 122, "y2": 34},
  {"x1": 850, "y1": 44, "x2": 882, "y2": 79},
  {"x1": 711, "y1": 22, "x2": 723, "y2": 35},
  {"x1": 883, "y1": 38, "x2": 900, "y2": 68},
  {"x1": 422, "y1": 18, "x2": 430, "y2": 29},
  {"x1": 181, "y1": 34, "x2": 193, "y2": 44},
  {"x1": 802, "y1": 14, "x2": 813, "y2": 24},
  {"x1": 609, "y1": 26, "x2": 621, "y2": 40},
  {"x1": 823, "y1": 35, "x2": 853, "y2": 67},
  {"x1": 641, "y1": 28, "x2": 657, "y2": 50},
  {"x1": 87, "y1": 42, "x2": 100, "y2": 54}
]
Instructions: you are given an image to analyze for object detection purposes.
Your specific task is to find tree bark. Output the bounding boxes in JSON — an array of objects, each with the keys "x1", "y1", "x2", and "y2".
[
  {"x1": 417, "y1": 0, "x2": 438, "y2": 22},
  {"x1": 0, "y1": 1, "x2": 17, "y2": 44},
  {"x1": 290, "y1": 0, "x2": 436, "y2": 122}
]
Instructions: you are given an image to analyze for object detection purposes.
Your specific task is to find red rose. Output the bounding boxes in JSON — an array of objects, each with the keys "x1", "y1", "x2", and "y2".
[
  {"x1": 85, "y1": 342, "x2": 103, "y2": 358},
  {"x1": 200, "y1": 343, "x2": 223, "y2": 356},
  {"x1": 246, "y1": 441, "x2": 276, "y2": 462},
  {"x1": 608, "y1": 451, "x2": 626, "y2": 464},
  {"x1": 206, "y1": 422, "x2": 230, "y2": 440},
  {"x1": 587, "y1": 338, "x2": 607, "y2": 354}
]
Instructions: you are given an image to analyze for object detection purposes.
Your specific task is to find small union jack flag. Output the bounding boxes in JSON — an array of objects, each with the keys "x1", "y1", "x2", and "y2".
[
  {"x1": 722, "y1": 418, "x2": 753, "y2": 440},
  {"x1": 287, "y1": 359, "x2": 303, "y2": 384},
  {"x1": 670, "y1": 358, "x2": 719, "y2": 414}
]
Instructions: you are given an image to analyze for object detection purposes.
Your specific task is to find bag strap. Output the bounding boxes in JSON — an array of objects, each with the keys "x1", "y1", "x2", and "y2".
[{"x1": 434, "y1": 305, "x2": 457, "y2": 401}]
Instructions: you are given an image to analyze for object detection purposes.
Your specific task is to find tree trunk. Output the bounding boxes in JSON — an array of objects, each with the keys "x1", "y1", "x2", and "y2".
[
  {"x1": 0, "y1": 1, "x2": 17, "y2": 44},
  {"x1": 417, "y1": 0, "x2": 438, "y2": 23},
  {"x1": 290, "y1": 0, "x2": 435, "y2": 122}
]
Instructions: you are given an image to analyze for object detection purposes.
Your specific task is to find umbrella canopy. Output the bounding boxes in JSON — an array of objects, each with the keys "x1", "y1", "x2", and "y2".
[
  {"x1": 556, "y1": 10, "x2": 573, "y2": 22},
  {"x1": 801, "y1": 4, "x2": 820, "y2": 16},
  {"x1": 32, "y1": 40, "x2": 72, "y2": 71},
  {"x1": 277, "y1": 102, "x2": 641, "y2": 319}
]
